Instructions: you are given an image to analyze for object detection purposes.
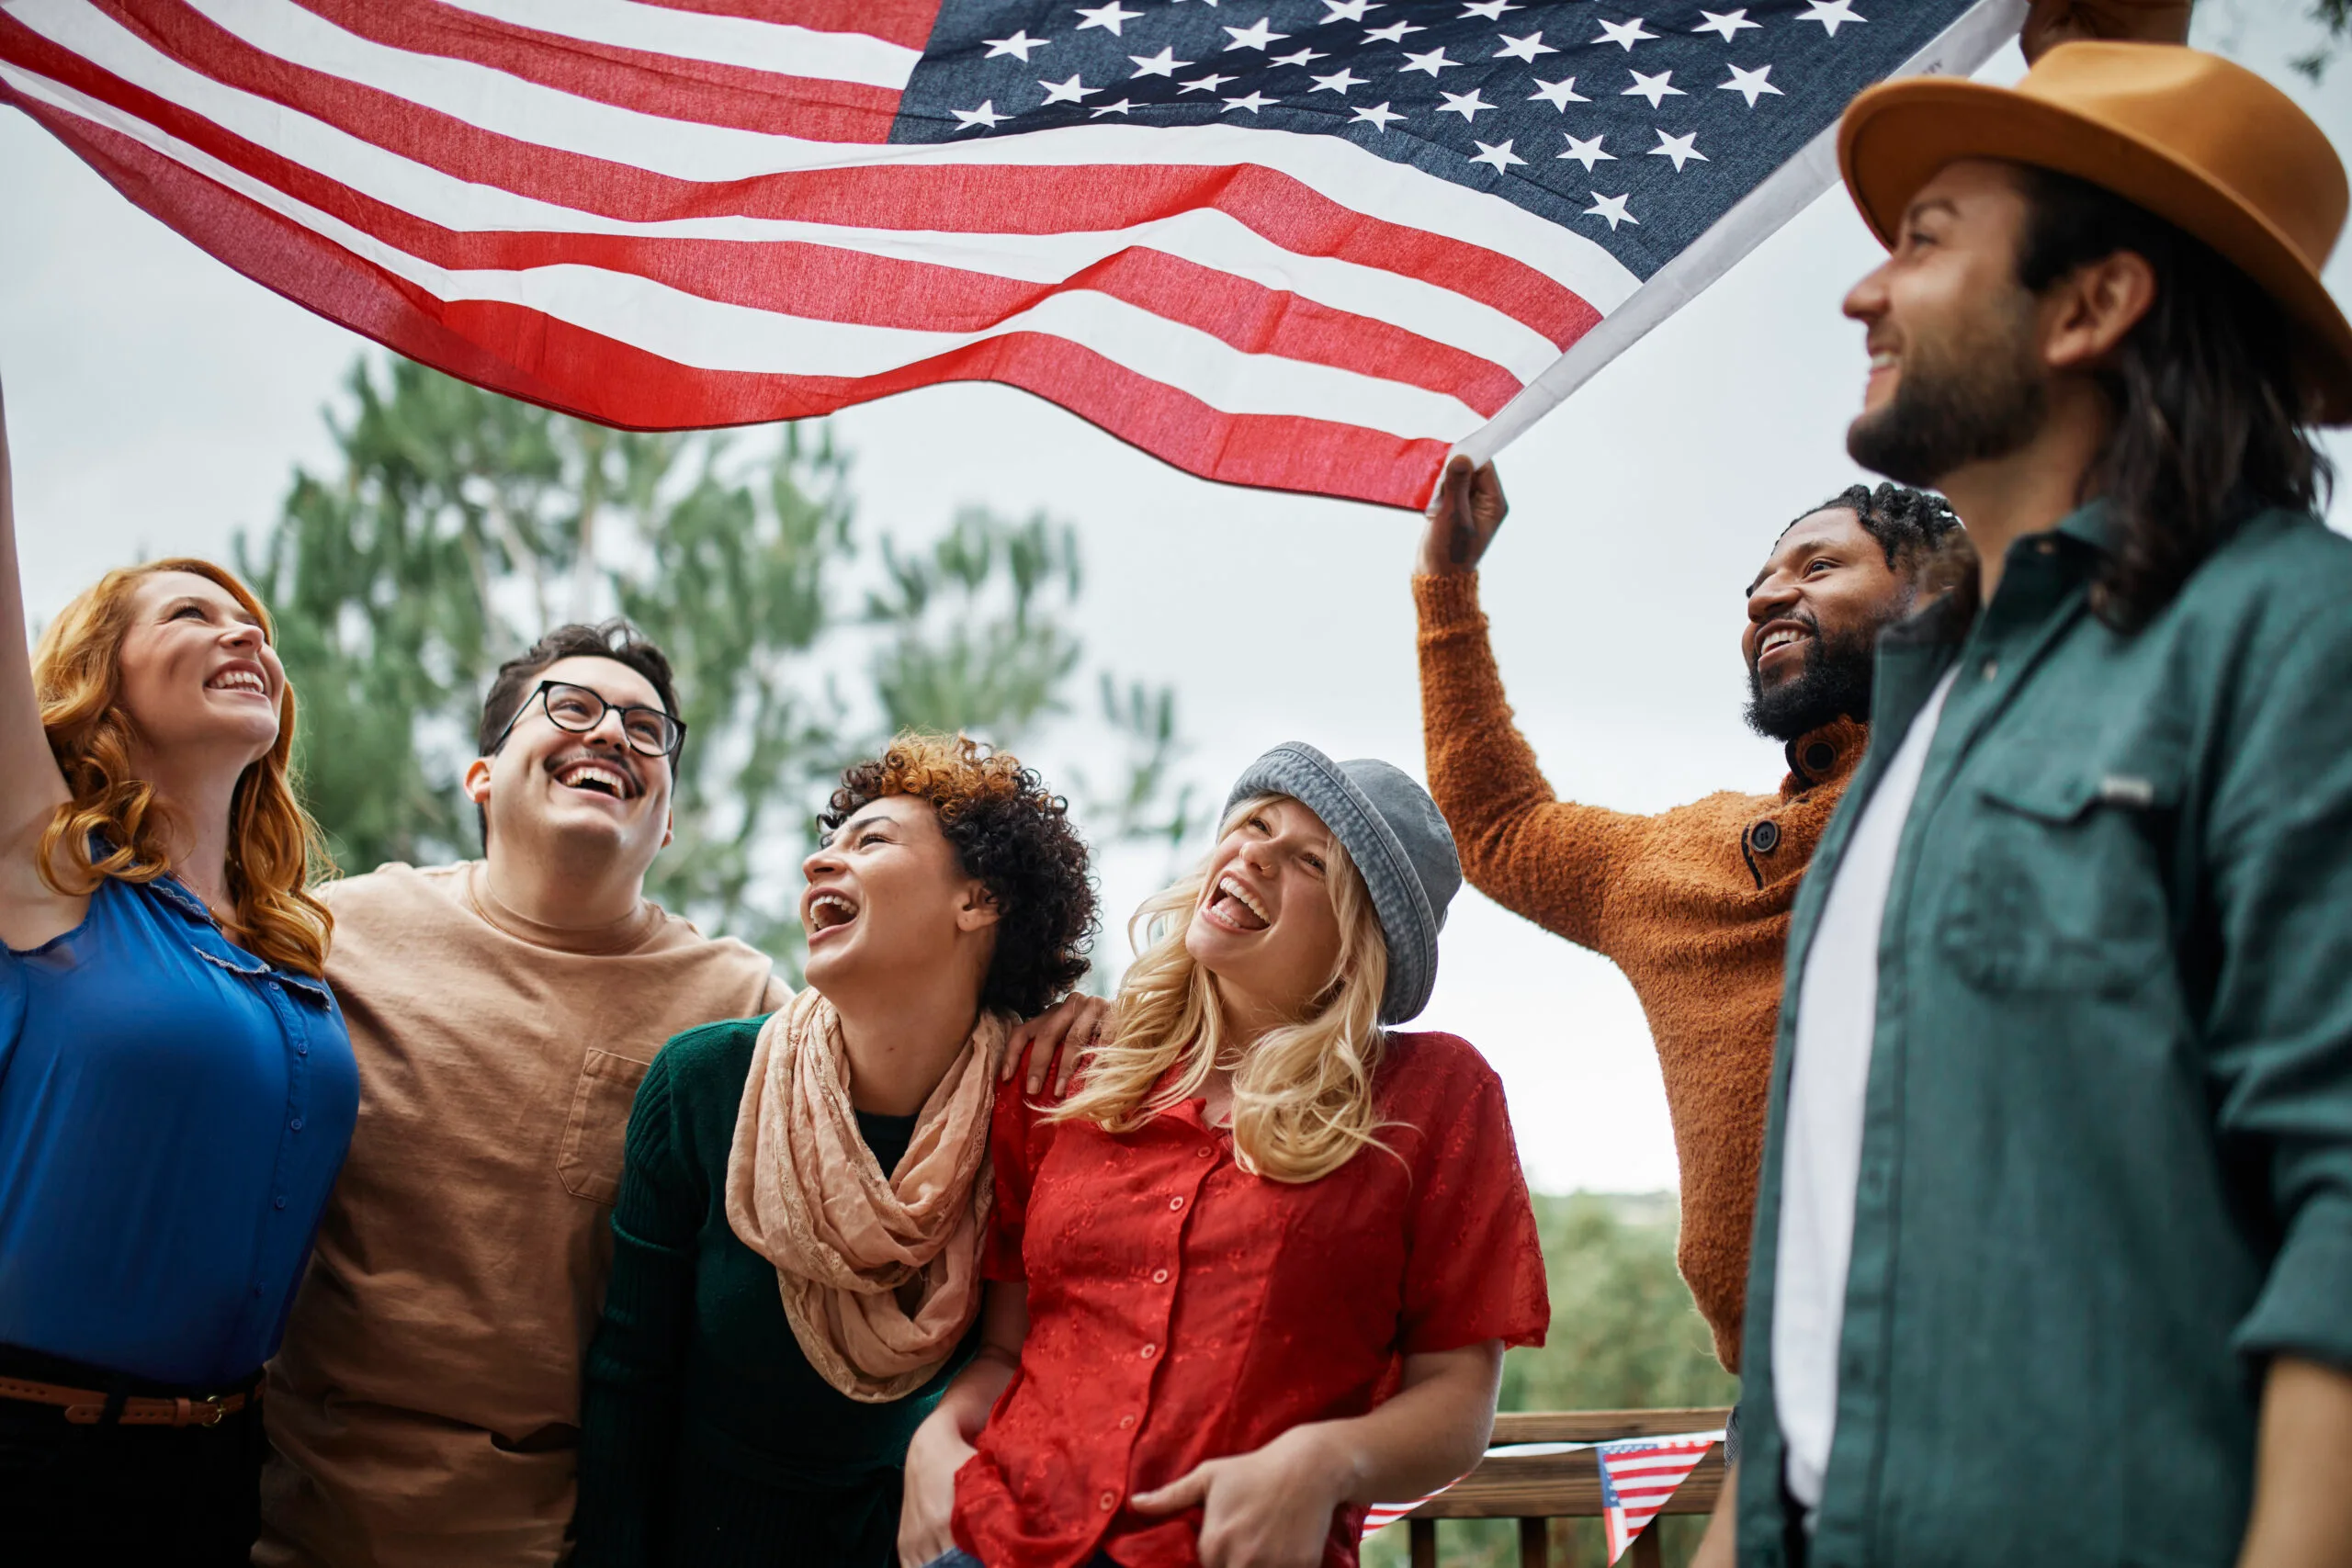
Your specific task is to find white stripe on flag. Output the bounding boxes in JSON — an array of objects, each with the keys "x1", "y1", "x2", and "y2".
[
  {"x1": 20, "y1": 0, "x2": 1640, "y2": 312},
  {"x1": 436, "y1": 0, "x2": 924, "y2": 89}
]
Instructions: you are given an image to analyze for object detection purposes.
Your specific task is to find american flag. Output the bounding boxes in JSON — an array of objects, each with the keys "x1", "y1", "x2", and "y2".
[
  {"x1": 2, "y1": 0, "x2": 2010, "y2": 508},
  {"x1": 1597, "y1": 1432, "x2": 1722, "y2": 1562}
]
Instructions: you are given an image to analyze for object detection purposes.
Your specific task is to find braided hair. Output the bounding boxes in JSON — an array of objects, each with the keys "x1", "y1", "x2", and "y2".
[{"x1": 1792, "y1": 482, "x2": 1965, "y2": 577}]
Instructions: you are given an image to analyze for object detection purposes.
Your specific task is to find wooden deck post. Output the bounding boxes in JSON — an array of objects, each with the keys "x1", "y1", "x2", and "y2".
[
  {"x1": 1517, "y1": 1516, "x2": 1549, "y2": 1568},
  {"x1": 1409, "y1": 1517, "x2": 1438, "y2": 1568}
]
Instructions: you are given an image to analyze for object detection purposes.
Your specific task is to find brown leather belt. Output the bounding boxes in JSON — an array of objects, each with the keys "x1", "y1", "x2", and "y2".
[{"x1": 0, "y1": 1375, "x2": 259, "y2": 1427}]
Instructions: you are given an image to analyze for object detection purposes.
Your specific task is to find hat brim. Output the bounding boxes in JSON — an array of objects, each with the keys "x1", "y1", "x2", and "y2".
[{"x1": 1838, "y1": 75, "x2": 2352, "y2": 425}]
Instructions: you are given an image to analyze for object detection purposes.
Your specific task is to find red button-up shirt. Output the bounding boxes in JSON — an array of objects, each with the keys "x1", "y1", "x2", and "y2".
[{"x1": 954, "y1": 1031, "x2": 1549, "y2": 1568}]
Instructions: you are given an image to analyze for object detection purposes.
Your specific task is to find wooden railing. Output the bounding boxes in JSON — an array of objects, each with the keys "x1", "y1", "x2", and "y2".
[{"x1": 1401, "y1": 1407, "x2": 1734, "y2": 1568}]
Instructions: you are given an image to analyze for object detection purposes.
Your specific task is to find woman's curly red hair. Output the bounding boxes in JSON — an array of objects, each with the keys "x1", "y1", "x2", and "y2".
[
  {"x1": 34, "y1": 558, "x2": 334, "y2": 977},
  {"x1": 822, "y1": 732, "x2": 1094, "y2": 1018}
]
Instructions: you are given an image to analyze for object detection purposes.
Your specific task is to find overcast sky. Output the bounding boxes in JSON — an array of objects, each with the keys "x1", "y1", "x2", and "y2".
[{"x1": 5, "y1": 8, "x2": 2346, "y2": 1192}]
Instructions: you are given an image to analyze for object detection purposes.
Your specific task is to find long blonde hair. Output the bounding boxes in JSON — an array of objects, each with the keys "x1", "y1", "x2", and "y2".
[
  {"x1": 1053, "y1": 794, "x2": 1391, "y2": 1183},
  {"x1": 33, "y1": 558, "x2": 334, "y2": 977}
]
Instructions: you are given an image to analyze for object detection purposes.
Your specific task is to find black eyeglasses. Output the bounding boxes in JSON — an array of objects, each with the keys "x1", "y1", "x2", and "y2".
[{"x1": 490, "y1": 680, "x2": 686, "y2": 759}]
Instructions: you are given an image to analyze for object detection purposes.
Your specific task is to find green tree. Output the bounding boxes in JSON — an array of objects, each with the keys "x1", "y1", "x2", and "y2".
[{"x1": 240, "y1": 355, "x2": 1193, "y2": 961}]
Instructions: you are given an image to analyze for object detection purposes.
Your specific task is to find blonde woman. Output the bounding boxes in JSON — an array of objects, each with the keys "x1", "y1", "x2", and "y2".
[
  {"x1": 900, "y1": 743, "x2": 1549, "y2": 1568},
  {"x1": 0, "y1": 375, "x2": 356, "y2": 1561}
]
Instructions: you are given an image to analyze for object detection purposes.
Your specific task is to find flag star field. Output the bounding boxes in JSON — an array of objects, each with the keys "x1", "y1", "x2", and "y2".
[{"x1": 0, "y1": 0, "x2": 1996, "y2": 509}]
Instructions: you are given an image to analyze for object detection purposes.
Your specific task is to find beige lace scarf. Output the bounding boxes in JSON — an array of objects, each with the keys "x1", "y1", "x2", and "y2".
[{"x1": 723, "y1": 987, "x2": 1006, "y2": 1403}]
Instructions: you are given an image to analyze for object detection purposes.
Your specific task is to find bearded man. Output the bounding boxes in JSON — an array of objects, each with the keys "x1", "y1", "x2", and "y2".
[
  {"x1": 1415, "y1": 464, "x2": 1961, "y2": 1382},
  {"x1": 1725, "y1": 43, "x2": 2352, "y2": 1566}
]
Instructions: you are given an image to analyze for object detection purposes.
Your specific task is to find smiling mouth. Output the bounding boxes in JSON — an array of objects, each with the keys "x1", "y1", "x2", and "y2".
[
  {"x1": 1759, "y1": 625, "x2": 1812, "y2": 660},
  {"x1": 806, "y1": 891, "x2": 859, "y2": 936},
  {"x1": 553, "y1": 758, "x2": 636, "y2": 800},
  {"x1": 1204, "y1": 874, "x2": 1270, "y2": 932},
  {"x1": 207, "y1": 669, "x2": 269, "y2": 696}
]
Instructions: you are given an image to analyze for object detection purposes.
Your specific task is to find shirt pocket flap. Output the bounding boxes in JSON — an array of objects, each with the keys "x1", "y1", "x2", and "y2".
[
  {"x1": 1975, "y1": 761, "x2": 2181, "y2": 823},
  {"x1": 558, "y1": 1048, "x2": 654, "y2": 1205}
]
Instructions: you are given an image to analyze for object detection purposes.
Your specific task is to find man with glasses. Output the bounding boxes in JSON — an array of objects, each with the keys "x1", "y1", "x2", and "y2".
[{"x1": 255, "y1": 622, "x2": 786, "y2": 1568}]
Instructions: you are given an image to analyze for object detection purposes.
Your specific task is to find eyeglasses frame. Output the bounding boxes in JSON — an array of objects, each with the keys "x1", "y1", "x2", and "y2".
[{"x1": 486, "y1": 679, "x2": 688, "y2": 761}]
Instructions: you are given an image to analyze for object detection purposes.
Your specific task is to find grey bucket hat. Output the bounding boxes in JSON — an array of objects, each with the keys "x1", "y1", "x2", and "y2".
[{"x1": 1222, "y1": 742, "x2": 1462, "y2": 1025}]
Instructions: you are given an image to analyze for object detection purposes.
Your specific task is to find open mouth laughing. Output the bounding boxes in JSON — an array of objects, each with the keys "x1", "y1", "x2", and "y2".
[
  {"x1": 804, "y1": 888, "x2": 860, "y2": 941},
  {"x1": 1202, "y1": 873, "x2": 1271, "y2": 933},
  {"x1": 549, "y1": 752, "x2": 639, "y2": 801},
  {"x1": 206, "y1": 662, "x2": 270, "y2": 698}
]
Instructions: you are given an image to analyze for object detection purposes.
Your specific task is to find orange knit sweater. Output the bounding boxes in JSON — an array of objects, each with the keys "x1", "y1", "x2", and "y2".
[{"x1": 1416, "y1": 573, "x2": 1864, "y2": 1371}]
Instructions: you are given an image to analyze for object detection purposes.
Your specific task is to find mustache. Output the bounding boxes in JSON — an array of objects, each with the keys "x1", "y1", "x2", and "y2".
[{"x1": 544, "y1": 745, "x2": 643, "y2": 790}]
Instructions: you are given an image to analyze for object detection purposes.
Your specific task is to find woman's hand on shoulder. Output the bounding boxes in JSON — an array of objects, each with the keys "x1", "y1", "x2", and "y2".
[
  {"x1": 897, "y1": 1406, "x2": 976, "y2": 1568},
  {"x1": 1129, "y1": 1425, "x2": 1355, "y2": 1568},
  {"x1": 1001, "y1": 992, "x2": 1114, "y2": 1097}
]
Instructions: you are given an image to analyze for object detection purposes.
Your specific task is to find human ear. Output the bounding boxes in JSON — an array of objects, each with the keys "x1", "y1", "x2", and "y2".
[
  {"x1": 462, "y1": 756, "x2": 494, "y2": 807},
  {"x1": 956, "y1": 884, "x2": 1003, "y2": 932},
  {"x1": 2041, "y1": 250, "x2": 2158, "y2": 372}
]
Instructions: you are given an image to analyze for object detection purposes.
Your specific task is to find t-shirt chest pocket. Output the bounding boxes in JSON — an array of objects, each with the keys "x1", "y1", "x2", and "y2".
[
  {"x1": 1935, "y1": 759, "x2": 2181, "y2": 996},
  {"x1": 558, "y1": 1048, "x2": 654, "y2": 1204}
]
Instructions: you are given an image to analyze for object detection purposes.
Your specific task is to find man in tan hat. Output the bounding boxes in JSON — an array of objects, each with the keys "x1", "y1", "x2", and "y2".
[{"x1": 1721, "y1": 39, "x2": 2352, "y2": 1567}]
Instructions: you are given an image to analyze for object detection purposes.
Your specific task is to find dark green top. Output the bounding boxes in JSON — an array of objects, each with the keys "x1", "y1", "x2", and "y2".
[
  {"x1": 574, "y1": 1016, "x2": 967, "y2": 1568},
  {"x1": 1736, "y1": 505, "x2": 2352, "y2": 1567}
]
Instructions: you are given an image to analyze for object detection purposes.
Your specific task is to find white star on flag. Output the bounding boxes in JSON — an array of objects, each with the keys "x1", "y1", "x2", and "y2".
[
  {"x1": 1222, "y1": 90, "x2": 1280, "y2": 112},
  {"x1": 1363, "y1": 18, "x2": 1425, "y2": 41},
  {"x1": 1470, "y1": 138, "x2": 1526, "y2": 171},
  {"x1": 1128, "y1": 47, "x2": 1193, "y2": 76},
  {"x1": 1797, "y1": 0, "x2": 1866, "y2": 34},
  {"x1": 1438, "y1": 88, "x2": 1496, "y2": 120},
  {"x1": 1350, "y1": 100, "x2": 1404, "y2": 130},
  {"x1": 1310, "y1": 67, "x2": 1367, "y2": 92},
  {"x1": 952, "y1": 99, "x2": 1008, "y2": 130},
  {"x1": 1400, "y1": 46, "x2": 1460, "y2": 75},
  {"x1": 1090, "y1": 97, "x2": 1136, "y2": 115},
  {"x1": 1270, "y1": 45, "x2": 1329, "y2": 66},
  {"x1": 1038, "y1": 73, "x2": 1100, "y2": 103},
  {"x1": 1719, "y1": 62, "x2": 1782, "y2": 106},
  {"x1": 1595, "y1": 17, "x2": 1659, "y2": 50},
  {"x1": 1459, "y1": 0, "x2": 1520, "y2": 17},
  {"x1": 982, "y1": 31, "x2": 1048, "y2": 62},
  {"x1": 1648, "y1": 129, "x2": 1706, "y2": 169},
  {"x1": 1585, "y1": 190, "x2": 1638, "y2": 229},
  {"x1": 1222, "y1": 17, "x2": 1290, "y2": 50},
  {"x1": 1558, "y1": 131, "x2": 1613, "y2": 168},
  {"x1": 1074, "y1": 1, "x2": 1143, "y2": 35},
  {"x1": 1178, "y1": 72, "x2": 1237, "y2": 91},
  {"x1": 1319, "y1": 0, "x2": 1377, "y2": 21},
  {"x1": 1493, "y1": 30, "x2": 1557, "y2": 62},
  {"x1": 1694, "y1": 8, "x2": 1760, "y2": 39},
  {"x1": 1528, "y1": 76, "x2": 1589, "y2": 109},
  {"x1": 1623, "y1": 68, "x2": 1684, "y2": 107}
]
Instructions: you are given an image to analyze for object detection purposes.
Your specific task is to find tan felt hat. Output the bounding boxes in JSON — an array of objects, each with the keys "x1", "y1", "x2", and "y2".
[{"x1": 1838, "y1": 42, "x2": 2352, "y2": 425}]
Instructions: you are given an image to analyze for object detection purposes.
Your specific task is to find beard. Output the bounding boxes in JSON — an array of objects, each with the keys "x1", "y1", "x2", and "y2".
[
  {"x1": 1848, "y1": 292, "x2": 2048, "y2": 487},
  {"x1": 1745, "y1": 616, "x2": 1883, "y2": 742}
]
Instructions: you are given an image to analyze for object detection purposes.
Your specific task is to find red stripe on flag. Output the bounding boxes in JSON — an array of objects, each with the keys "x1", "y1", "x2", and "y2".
[
  {"x1": 627, "y1": 0, "x2": 944, "y2": 51},
  {"x1": 15, "y1": 92, "x2": 1451, "y2": 507},
  {"x1": 0, "y1": 19, "x2": 1521, "y2": 414},
  {"x1": 56, "y1": 0, "x2": 1598, "y2": 348},
  {"x1": 282, "y1": 0, "x2": 903, "y2": 144}
]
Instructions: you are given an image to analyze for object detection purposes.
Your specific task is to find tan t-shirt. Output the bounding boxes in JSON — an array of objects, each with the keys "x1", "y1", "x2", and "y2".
[{"x1": 257, "y1": 862, "x2": 788, "y2": 1568}]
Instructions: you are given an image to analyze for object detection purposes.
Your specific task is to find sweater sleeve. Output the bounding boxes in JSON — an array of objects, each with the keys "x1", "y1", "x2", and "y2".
[
  {"x1": 1415, "y1": 571, "x2": 1651, "y2": 954},
  {"x1": 574, "y1": 1047, "x2": 699, "y2": 1568}
]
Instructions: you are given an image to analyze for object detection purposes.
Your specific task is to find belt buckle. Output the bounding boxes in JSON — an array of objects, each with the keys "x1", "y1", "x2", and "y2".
[{"x1": 195, "y1": 1395, "x2": 228, "y2": 1428}]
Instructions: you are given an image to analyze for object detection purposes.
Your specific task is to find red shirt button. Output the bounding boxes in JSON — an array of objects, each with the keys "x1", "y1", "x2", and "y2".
[
  {"x1": 1151, "y1": 1268, "x2": 1169, "y2": 1284},
  {"x1": 1196, "y1": 1146, "x2": 1213, "y2": 1159},
  {"x1": 1141, "y1": 1343, "x2": 1158, "y2": 1359},
  {"x1": 1168, "y1": 1196, "x2": 1184, "y2": 1211},
  {"x1": 1099, "y1": 1492, "x2": 1116, "y2": 1512},
  {"x1": 1118, "y1": 1414, "x2": 1136, "y2": 1429}
]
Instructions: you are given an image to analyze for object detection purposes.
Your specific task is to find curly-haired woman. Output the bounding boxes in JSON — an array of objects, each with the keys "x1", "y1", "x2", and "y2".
[
  {"x1": 900, "y1": 744, "x2": 1549, "y2": 1568},
  {"x1": 574, "y1": 733, "x2": 1098, "y2": 1568},
  {"x1": 0, "y1": 378, "x2": 356, "y2": 1561}
]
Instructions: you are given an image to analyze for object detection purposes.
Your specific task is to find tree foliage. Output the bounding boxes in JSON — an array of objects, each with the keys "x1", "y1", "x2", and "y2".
[{"x1": 241, "y1": 356, "x2": 1193, "y2": 960}]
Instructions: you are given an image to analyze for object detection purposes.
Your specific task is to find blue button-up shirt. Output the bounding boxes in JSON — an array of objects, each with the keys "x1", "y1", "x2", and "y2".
[{"x1": 0, "y1": 871, "x2": 358, "y2": 1385}]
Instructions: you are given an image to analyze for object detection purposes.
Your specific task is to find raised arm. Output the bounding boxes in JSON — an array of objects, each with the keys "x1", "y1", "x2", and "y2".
[
  {"x1": 1415, "y1": 457, "x2": 1650, "y2": 953},
  {"x1": 0, "y1": 374, "x2": 79, "y2": 952}
]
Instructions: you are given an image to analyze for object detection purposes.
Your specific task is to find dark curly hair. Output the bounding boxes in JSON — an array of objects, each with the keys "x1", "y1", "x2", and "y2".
[
  {"x1": 820, "y1": 733, "x2": 1096, "y2": 1019},
  {"x1": 1790, "y1": 482, "x2": 1967, "y2": 577}
]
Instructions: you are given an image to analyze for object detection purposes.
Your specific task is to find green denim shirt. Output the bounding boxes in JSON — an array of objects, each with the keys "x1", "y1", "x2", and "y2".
[{"x1": 1736, "y1": 503, "x2": 2352, "y2": 1567}]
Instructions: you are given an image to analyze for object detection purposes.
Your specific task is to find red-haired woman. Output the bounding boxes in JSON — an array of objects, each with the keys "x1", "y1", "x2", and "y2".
[{"x1": 0, "y1": 378, "x2": 357, "y2": 1562}]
